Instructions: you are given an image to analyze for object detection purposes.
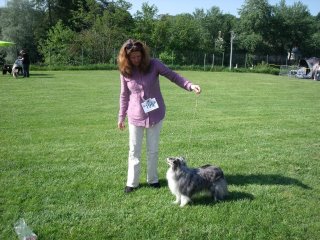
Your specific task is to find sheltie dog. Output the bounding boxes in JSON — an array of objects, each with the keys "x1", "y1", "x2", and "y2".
[{"x1": 166, "y1": 157, "x2": 228, "y2": 207}]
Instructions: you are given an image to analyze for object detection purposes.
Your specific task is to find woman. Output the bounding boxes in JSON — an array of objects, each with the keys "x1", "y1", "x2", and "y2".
[{"x1": 117, "y1": 39, "x2": 201, "y2": 193}]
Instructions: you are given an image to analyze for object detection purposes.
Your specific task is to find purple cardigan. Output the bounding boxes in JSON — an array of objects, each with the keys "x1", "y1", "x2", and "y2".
[{"x1": 118, "y1": 59, "x2": 193, "y2": 128}]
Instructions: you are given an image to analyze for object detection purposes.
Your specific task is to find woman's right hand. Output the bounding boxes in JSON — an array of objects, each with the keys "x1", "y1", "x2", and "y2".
[
  {"x1": 190, "y1": 84, "x2": 201, "y2": 94},
  {"x1": 118, "y1": 121, "x2": 125, "y2": 130}
]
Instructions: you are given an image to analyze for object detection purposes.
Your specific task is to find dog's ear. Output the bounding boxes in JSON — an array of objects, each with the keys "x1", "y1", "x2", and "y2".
[{"x1": 178, "y1": 156, "x2": 186, "y2": 165}]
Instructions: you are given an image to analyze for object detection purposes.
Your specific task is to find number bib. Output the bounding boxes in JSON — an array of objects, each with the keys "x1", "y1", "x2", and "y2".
[{"x1": 141, "y1": 98, "x2": 159, "y2": 113}]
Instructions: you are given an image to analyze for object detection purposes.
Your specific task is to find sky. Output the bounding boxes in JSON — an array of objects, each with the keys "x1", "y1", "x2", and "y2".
[
  {"x1": 0, "y1": 0, "x2": 318, "y2": 16},
  {"x1": 127, "y1": 0, "x2": 319, "y2": 16}
]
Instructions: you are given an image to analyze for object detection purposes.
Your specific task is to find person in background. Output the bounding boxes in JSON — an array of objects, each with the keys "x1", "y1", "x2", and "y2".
[
  {"x1": 20, "y1": 50, "x2": 30, "y2": 78},
  {"x1": 117, "y1": 39, "x2": 201, "y2": 193}
]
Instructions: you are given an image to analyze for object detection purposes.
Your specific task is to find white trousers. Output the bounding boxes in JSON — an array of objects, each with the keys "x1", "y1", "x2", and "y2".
[{"x1": 126, "y1": 121, "x2": 163, "y2": 187}]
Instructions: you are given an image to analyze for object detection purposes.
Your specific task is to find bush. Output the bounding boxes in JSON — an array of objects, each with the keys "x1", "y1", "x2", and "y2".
[
  {"x1": 30, "y1": 64, "x2": 118, "y2": 71},
  {"x1": 159, "y1": 51, "x2": 176, "y2": 65},
  {"x1": 250, "y1": 63, "x2": 280, "y2": 75},
  {"x1": 30, "y1": 62, "x2": 279, "y2": 75}
]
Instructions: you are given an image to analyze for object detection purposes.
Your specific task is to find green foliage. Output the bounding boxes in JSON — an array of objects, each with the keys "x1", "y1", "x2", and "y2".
[
  {"x1": 28, "y1": 62, "x2": 280, "y2": 75},
  {"x1": 70, "y1": 0, "x2": 105, "y2": 31},
  {"x1": 166, "y1": 13, "x2": 201, "y2": 53},
  {"x1": 30, "y1": 63, "x2": 118, "y2": 71},
  {"x1": 305, "y1": 15, "x2": 320, "y2": 56},
  {"x1": 0, "y1": 0, "x2": 44, "y2": 62},
  {"x1": 237, "y1": 33, "x2": 264, "y2": 54},
  {"x1": 72, "y1": 1, "x2": 134, "y2": 65},
  {"x1": 0, "y1": 49, "x2": 7, "y2": 65},
  {"x1": 133, "y1": 2, "x2": 158, "y2": 44},
  {"x1": 32, "y1": 0, "x2": 84, "y2": 28},
  {"x1": 272, "y1": 0, "x2": 314, "y2": 58},
  {"x1": 0, "y1": 71, "x2": 319, "y2": 239},
  {"x1": 158, "y1": 51, "x2": 175, "y2": 65},
  {"x1": 237, "y1": 0, "x2": 272, "y2": 54},
  {"x1": 1, "y1": 0, "x2": 319, "y2": 65},
  {"x1": 240, "y1": 62, "x2": 279, "y2": 75},
  {"x1": 38, "y1": 20, "x2": 76, "y2": 65},
  {"x1": 195, "y1": 6, "x2": 235, "y2": 54}
]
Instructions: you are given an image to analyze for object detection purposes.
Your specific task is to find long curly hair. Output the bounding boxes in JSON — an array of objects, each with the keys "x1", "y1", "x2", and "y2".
[{"x1": 117, "y1": 39, "x2": 151, "y2": 77}]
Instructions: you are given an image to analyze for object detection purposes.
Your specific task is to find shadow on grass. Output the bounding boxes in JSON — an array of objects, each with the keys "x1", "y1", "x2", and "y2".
[
  {"x1": 191, "y1": 191, "x2": 255, "y2": 206},
  {"x1": 140, "y1": 179, "x2": 168, "y2": 188},
  {"x1": 29, "y1": 73, "x2": 55, "y2": 78},
  {"x1": 2, "y1": 73, "x2": 54, "y2": 79},
  {"x1": 226, "y1": 174, "x2": 311, "y2": 189},
  {"x1": 191, "y1": 174, "x2": 311, "y2": 206}
]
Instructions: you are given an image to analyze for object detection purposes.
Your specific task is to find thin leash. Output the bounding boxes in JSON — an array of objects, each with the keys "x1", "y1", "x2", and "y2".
[{"x1": 185, "y1": 94, "x2": 200, "y2": 163}]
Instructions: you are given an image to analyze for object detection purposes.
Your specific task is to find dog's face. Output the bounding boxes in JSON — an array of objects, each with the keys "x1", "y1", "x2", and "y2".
[{"x1": 166, "y1": 157, "x2": 187, "y2": 170}]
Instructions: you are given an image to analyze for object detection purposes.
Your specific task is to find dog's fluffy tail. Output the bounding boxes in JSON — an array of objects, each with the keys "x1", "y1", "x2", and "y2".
[{"x1": 212, "y1": 178, "x2": 228, "y2": 201}]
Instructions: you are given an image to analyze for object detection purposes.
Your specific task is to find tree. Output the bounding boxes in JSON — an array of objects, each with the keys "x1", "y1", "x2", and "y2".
[
  {"x1": 272, "y1": 0, "x2": 313, "y2": 60},
  {"x1": 32, "y1": 0, "x2": 84, "y2": 29},
  {"x1": 74, "y1": 0, "x2": 134, "y2": 64},
  {"x1": 165, "y1": 14, "x2": 202, "y2": 64},
  {"x1": 304, "y1": 12, "x2": 320, "y2": 56},
  {"x1": 133, "y1": 2, "x2": 158, "y2": 46},
  {"x1": 0, "y1": 0, "x2": 318, "y2": 66},
  {"x1": 308, "y1": 32, "x2": 320, "y2": 57},
  {"x1": 39, "y1": 20, "x2": 76, "y2": 65},
  {"x1": 99, "y1": 0, "x2": 134, "y2": 54},
  {"x1": 152, "y1": 14, "x2": 173, "y2": 54},
  {"x1": 192, "y1": 8, "x2": 208, "y2": 52},
  {"x1": 0, "y1": 0, "x2": 44, "y2": 62},
  {"x1": 237, "y1": 0, "x2": 272, "y2": 54},
  {"x1": 196, "y1": 7, "x2": 225, "y2": 53},
  {"x1": 70, "y1": 0, "x2": 105, "y2": 32}
]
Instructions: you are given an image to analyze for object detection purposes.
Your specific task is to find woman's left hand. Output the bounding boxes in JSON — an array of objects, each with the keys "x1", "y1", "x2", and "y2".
[{"x1": 191, "y1": 84, "x2": 201, "y2": 94}]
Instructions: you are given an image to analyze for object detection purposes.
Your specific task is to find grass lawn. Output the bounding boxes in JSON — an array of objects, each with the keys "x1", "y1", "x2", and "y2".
[{"x1": 0, "y1": 70, "x2": 319, "y2": 239}]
